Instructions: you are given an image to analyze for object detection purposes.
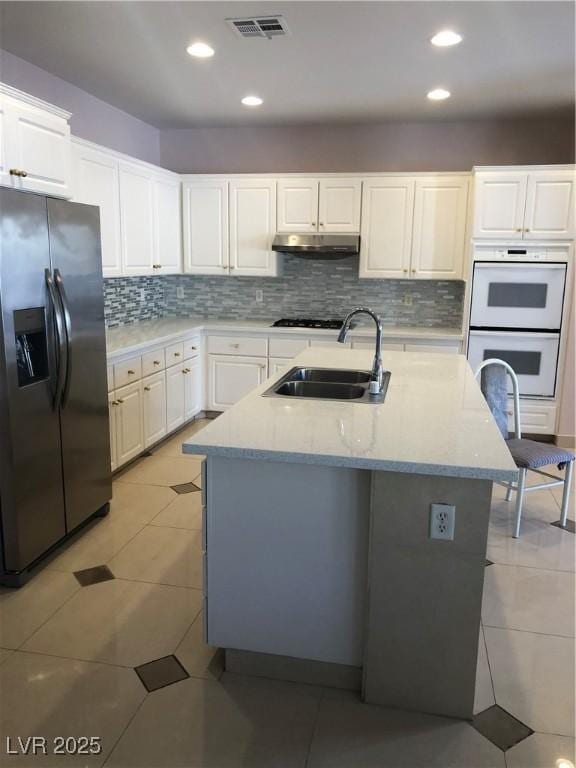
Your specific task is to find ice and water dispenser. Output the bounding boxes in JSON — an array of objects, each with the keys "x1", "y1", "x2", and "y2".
[{"x1": 14, "y1": 308, "x2": 49, "y2": 387}]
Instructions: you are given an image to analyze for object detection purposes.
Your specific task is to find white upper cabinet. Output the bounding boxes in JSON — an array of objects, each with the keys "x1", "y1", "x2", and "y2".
[
  {"x1": 183, "y1": 180, "x2": 229, "y2": 275},
  {"x1": 277, "y1": 177, "x2": 361, "y2": 233},
  {"x1": 524, "y1": 171, "x2": 574, "y2": 240},
  {"x1": 1, "y1": 86, "x2": 72, "y2": 198},
  {"x1": 412, "y1": 177, "x2": 469, "y2": 279},
  {"x1": 0, "y1": 99, "x2": 9, "y2": 188},
  {"x1": 154, "y1": 173, "x2": 182, "y2": 273},
  {"x1": 229, "y1": 179, "x2": 278, "y2": 276},
  {"x1": 277, "y1": 178, "x2": 319, "y2": 232},
  {"x1": 473, "y1": 169, "x2": 575, "y2": 241},
  {"x1": 318, "y1": 178, "x2": 362, "y2": 233},
  {"x1": 72, "y1": 143, "x2": 122, "y2": 277},
  {"x1": 359, "y1": 178, "x2": 415, "y2": 278},
  {"x1": 119, "y1": 161, "x2": 155, "y2": 275},
  {"x1": 473, "y1": 172, "x2": 528, "y2": 239}
]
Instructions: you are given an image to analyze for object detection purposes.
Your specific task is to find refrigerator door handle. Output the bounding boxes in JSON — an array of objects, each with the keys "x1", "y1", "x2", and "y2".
[
  {"x1": 54, "y1": 269, "x2": 72, "y2": 407},
  {"x1": 45, "y1": 268, "x2": 67, "y2": 409}
]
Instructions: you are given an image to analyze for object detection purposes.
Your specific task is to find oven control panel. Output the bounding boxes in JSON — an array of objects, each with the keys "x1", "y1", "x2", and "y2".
[{"x1": 473, "y1": 244, "x2": 569, "y2": 263}]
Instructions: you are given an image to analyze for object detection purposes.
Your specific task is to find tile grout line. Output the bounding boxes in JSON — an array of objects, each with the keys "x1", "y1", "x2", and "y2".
[
  {"x1": 12, "y1": 577, "x2": 83, "y2": 653},
  {"x1": 303, "y1": 691, "x2": 323, "y2": 768},
  {"x1": 481, "y1": 624, "x2": 575, "y2": 640},
  {"x1": 480, "y1": 622, "x2": 498, "y2": 711}
]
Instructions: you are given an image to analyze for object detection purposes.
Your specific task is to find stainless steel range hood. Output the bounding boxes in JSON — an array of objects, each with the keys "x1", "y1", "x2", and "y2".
[{"x1": 271, "y1": 233, "x2": 360, "y2": 259}]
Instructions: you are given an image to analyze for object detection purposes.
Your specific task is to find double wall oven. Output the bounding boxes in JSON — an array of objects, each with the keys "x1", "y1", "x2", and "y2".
[{"x1": 467, "y1": 244, "x2": 569, "y2": 398}]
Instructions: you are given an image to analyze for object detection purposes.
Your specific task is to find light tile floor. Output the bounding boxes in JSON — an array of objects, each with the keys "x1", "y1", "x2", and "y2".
[{"x1": 0, "y1": 417, "x2": 573, "y2": 767}]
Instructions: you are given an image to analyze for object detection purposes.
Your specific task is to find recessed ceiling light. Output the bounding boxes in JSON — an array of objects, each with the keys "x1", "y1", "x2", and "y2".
[
  {"x1": 431, "y1": 29, "x2": 463, "y2": 47},
  {"x1": 241, "y1": 95, "x2": 263, "y2": 107},
  {"x1": 427, "y1": 88, "x2": 451, "y2": 101},
  {"x1": 186, "y1": 42, "x2": 215, "y2": 58}
]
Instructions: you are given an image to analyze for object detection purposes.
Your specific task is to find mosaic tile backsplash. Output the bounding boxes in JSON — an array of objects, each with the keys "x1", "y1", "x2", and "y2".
[{"x1": 104, "y1": 256, "x2": 465, "y2": 329}]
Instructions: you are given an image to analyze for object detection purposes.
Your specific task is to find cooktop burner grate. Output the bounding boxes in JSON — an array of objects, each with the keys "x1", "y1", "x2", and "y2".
[{"x1": 272, "y1": 318, "x2": 344, "y2": 330}]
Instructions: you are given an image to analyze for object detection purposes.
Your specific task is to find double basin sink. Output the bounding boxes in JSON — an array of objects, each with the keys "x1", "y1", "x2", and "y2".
[{"x1": 263, "y1": 366, "x2": 391, "y2": 404}]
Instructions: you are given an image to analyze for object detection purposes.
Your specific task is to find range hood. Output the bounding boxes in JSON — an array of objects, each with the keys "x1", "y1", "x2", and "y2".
[{"x1": 271, "y1": 233, "x2": 360, "y2": 260}]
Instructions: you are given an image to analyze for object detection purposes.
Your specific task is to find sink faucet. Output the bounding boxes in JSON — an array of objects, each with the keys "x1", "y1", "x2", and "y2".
[{"x1": 338, "y1": 307, "x2": 384, "y2": 395}]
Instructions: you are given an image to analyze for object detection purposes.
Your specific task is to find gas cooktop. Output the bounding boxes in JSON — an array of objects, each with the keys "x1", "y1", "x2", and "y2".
[{"x1": 272, "y1": 318, "x2": 344, "y2": 330}]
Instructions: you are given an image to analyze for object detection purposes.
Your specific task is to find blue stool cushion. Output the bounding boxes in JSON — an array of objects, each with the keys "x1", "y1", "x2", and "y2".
[{"x1": 506, "y1": 438, "x2": 575, "y2": 470}]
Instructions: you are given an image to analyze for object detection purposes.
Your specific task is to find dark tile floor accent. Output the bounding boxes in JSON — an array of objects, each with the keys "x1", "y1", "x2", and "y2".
[
  {"x1": 135, "y1": 655, "x2": 189, "y2": 693},
  {"x1": 171, "y1": 481, "x2": 201, "y2": 494},
  {"x1": 551, "y1": 519, "x2": 575, "y2": 534},
  {"x1": 74, "y1": 565, "x2": 115, "y2": 587},
  {"x1": 472, "y1": 705, "x2": 533, "y2": 752},
  {"x1": 485, "y1": 559, "x2": 494, "y2": 567}
]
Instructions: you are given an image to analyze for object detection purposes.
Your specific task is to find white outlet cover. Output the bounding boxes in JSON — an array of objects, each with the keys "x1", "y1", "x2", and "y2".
[
  {"x1": 176, "y1": 286, "x2": 185, "y2": 299},
  {"x1": 430, "y1": 503, "x2": 456, "y2": 541}
]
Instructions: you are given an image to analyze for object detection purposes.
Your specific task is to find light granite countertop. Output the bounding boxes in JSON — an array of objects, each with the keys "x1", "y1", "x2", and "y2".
[
  {"x1": 106, "y1": 317, "x2": 464, "y2": 357},
  {"x1": 182, "y1": 347, "x2": 517, "y2": 482}
]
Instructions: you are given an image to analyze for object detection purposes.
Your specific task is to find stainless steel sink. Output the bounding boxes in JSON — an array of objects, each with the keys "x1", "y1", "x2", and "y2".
[
  {"x1": 275, "y1": 381, "x2": 366, "y2": 400},
  {"x1": 288, "y1": 368, "x2": 371, "y2": 385},
  {"x1": 263, "y1": 366, "x2": 390, "y2": 404}
]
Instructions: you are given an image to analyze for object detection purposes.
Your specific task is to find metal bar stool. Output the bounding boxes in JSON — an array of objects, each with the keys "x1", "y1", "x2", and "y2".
[{"x1": 475, "y1": 358, "x2": 574, "y2": 538}]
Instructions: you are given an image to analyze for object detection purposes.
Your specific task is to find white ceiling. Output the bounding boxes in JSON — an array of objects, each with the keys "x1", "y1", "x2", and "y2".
[{"x1": 0, "y1": 1, "x2": 573, "y2": 128}]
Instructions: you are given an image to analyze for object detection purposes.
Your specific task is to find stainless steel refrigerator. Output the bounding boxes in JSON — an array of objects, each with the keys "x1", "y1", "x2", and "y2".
[{"x1": 0, "y1": 187, "x2": 111, "y2": 586}]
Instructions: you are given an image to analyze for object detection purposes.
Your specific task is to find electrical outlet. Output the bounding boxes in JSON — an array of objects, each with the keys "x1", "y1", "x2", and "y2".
[
  {"x1": 255, "y1": 289, "x2": 263, "y2": 303},
  {"x1": 430, "y1": 503, "x2": 455, "y2": 541},
  {"x1": 176, "y1": 286, "x2": 184, "y2": 299},
  {"x1": 139, "y1": 288, "x2": 145, "y2": 301},
  {"x1": 403, "y1": 294, "x2": 413, "y2": 307}
]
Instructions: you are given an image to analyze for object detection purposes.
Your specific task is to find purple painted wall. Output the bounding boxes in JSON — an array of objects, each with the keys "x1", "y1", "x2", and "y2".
[
  {"x1": 0, "y1": 49, "x2": 160, "y2": 165},
  {"x1": 160, "y1": 113, "x2": 575, "y2": 174}
]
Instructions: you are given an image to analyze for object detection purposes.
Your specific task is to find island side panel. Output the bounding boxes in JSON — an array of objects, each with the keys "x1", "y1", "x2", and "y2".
[
  {"x1": 204, "y1": 456, "x2": 371, "y2": 666},
  {"x1": 363, "y1": 471, "x2": 493, "y2": 720}
]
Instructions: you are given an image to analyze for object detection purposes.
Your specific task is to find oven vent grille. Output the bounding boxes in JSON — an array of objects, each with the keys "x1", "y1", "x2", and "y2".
[{"x1": 226, "y1": 16, "x2": 290, "y2": 39}]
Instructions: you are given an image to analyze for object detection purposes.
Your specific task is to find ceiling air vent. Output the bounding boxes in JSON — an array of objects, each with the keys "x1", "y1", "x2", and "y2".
[{"x1": 226, "y1": 16, "x2": 290, "y2": 39}]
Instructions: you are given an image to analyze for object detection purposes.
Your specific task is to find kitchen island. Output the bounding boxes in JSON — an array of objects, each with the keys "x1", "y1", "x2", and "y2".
[{"x1": 183, "y1": 347, "x2": 517, "y2": 720}]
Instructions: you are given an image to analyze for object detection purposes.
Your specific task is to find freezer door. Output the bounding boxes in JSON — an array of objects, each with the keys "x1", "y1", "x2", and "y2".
[
  {"x1": 0, "y1": 188, "x2": 66, "y2": 572},
  {"x1": 47, "y1": 198, "x2": 112, "y2": 531}
]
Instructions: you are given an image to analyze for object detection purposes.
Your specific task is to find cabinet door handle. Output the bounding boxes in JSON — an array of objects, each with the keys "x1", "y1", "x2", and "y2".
[
  {"x1": 9, "y1": 168, "x2": 26, "y2": 177},
  {"x1": 111, "y1": 400, "x2": 119, "y2": 406},
  {"x1": 231, "y1": 343, "x2": 240, "y2": 349},
  {"x1": 117, "y1": 398, "x2": 124, "y2": 404},
  {"x1": 516, "y1": 228, "x2": 523, "y2": 232},
  {"x1": 144, "y1": 386, "x2": 151, "y2": 392},
  {"x1": 311, "y1": 222, "x2": 316, "y2": 227},
  {"x1": 403, "y1": 269, "x2": 408, "y2": 274},
  {"x1": 319, "y1": 222, "x2": 324, "y2": 227},
  {"x1": 411, "y1": 269, "x2": 416, "y2": 274},
  {"x1": 20, "y1": 170, "x2": 28, "y2": 178},
  {"x1": 174, "y1": 352, "x2": 181, "y2": 357},
  {"x1": 153, "y1": 360, "x2": 160, "y2": 365},
  {"x1": 190, "y1": 346, "x2": 197, "y2": 351},
  {"x1": 127, "y1": 369, "x2": 135, "y2": 375},
  {"x1": 524, "y1": 228, "x2": 530, "y2": 233}
]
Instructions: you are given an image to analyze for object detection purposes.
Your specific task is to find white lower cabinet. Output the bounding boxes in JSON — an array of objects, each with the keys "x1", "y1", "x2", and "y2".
[
  {"x1": 184, "y1": 356, "x2": 203, "y2": 420},
  {"x1": 143, "y1": 371, "x2": 167, "y2": 447},
  {"x1": 269, "y1": 357, "x2": 291, "y2": 376},
  {"x1": 208, "y1": 355, "x2": 267, "y2": 410},
  {"x1": 166, "y1": 363, "x2": 186, "y2": 433},
  {"x1": 114, "y1": 381, "x2": 144, "y2": 466}
]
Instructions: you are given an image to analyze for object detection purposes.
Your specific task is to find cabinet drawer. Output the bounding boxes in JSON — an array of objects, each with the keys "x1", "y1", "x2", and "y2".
[
  {"x1": 309, "y1": 338, "x2": 351, "y2": 349},
  {"x1": 142, "y1": 348, "x2": 166, "y2": 377},
  {"x1": 184, "y1": 336, "x2": 201, "y2": 359},
  {"x1": 269, "y1": 337, "x2": 310, "y2": 358},
  {"x1": 114, "y1": 356, "x2": 142, "y2": 388},
  {"x1": 165, "y1": 341, "x2": 184, "y2": 366},
  {"x1": 207, "y1": 335, "x2": 268, "y2": 357},
  {"x1": 508, "y1": 401, "x2": 557, "y2": 435},
  {"x1": 352, "y1": 341, "x2": 405, "y2": 351},
  {"x1": 107, "y1": 364, "x2": 114, "y2": 393}
]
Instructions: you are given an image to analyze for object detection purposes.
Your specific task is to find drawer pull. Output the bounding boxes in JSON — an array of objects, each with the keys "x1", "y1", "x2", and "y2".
[
  {"x1": 127, "y1": 369, "x2": 135, "y2": 375},
  {"x1": 190, "y1": 346, "x2": 197, "y2": 351},
  {"x1": 111, "y1": 400, "x2": 119, "y2": 406},
  {"x1": 231, "y1": 343, "x2": 240, "y2": 349},
  {"x1": 174, "y1": 352, "x2": 181, "y2": 357},
  {"x1": 9, "y1": 168, "x2": 27, "y2": 177},
  {"x1": 153, "y1": 360, "x2": 161, "y2": 365},
  {"x1": 144, "y1": 386, "x2": 151, "y2": 392},
  {"x1": 117, "y1": 398, "x2": 124, "y2": 404}
]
